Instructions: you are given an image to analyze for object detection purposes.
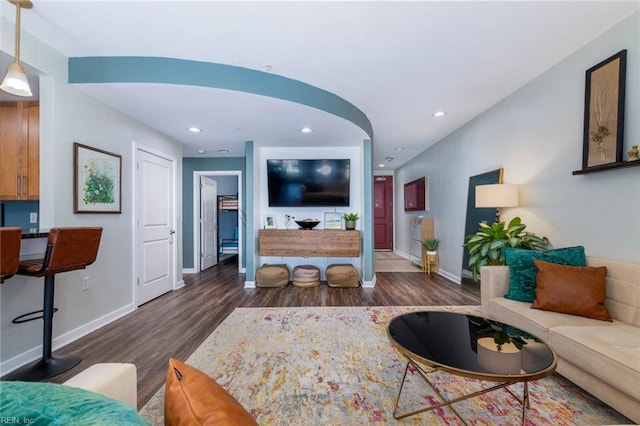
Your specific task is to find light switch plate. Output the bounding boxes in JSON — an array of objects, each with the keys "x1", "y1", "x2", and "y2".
[{"x1": 30, "y1": 212, "x2": 38, "y2": 223}]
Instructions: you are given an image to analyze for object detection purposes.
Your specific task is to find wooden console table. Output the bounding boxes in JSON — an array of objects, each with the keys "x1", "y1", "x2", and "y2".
[{"x1": 259, "y1": 229, "x2": 360, "y2": 257}]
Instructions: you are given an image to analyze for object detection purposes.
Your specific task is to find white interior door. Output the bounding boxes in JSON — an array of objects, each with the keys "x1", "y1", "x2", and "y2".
[
  {"x1": 200, "y1": 176, "x2": 218, "y2": 270},
  {"x1": 136, "y1": 148, "x2": 175, "y2": 305}
]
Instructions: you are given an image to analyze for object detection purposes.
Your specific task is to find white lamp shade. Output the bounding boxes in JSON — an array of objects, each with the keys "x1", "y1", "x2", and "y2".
[
  {"x1": 476, "y1": 184, "x2": 519, "y2": 208},
  {"x1": 0, "y1": 61, "x2": 32, "y2": 97}
]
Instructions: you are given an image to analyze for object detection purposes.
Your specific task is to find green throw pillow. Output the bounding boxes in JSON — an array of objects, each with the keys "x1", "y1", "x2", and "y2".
[
  {"x1": 503, "y1": 246, "x2": 586, "y2": 303},
  {"x1": 0, "y1": 381, "x2": 149, "y2": 425}
]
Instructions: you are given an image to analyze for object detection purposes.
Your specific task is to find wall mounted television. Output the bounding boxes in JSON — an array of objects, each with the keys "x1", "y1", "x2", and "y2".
[{"x1": 267, "y1": 159, "x2": 350, "y2": 207}]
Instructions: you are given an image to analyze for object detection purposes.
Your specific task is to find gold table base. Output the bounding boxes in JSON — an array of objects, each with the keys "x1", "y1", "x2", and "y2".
[{"x1": 393, "y1": 356, "x2": 530, "y2": 425}]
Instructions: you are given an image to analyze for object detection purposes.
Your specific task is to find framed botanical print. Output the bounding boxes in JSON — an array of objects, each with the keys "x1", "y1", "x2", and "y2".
[
  {"x1": 582, "y1": 50, "x2": 626, "y2": 169},
  {"x1": 74, "y1": 143, "x2": 122, "y2": 213}
]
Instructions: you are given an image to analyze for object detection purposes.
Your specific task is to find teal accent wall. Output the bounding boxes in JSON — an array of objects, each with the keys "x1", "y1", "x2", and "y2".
[
  {"x1": 182, "y1": 157, "x2": 245, "y2": 269},
  {"x1": 68, "y1": 57, "x2": 373, "y2": 139},
  {"x1": 245, "y1": 141, "x2": 255, "y2": 282},
  {"x1": 362, "y1": 140, "x2": 374, "y2": 282},
  {"x1": 1, "y1": 201, "x2": 39, "y2": 229}
]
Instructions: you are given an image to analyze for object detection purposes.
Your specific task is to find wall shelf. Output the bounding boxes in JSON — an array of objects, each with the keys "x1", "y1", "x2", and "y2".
[
  {"x1": 259, "y1": 229, "x2": 360, "y2": 257},
  {"x1": 572, "y1": 160, "x2": 640, "y2": 175}
]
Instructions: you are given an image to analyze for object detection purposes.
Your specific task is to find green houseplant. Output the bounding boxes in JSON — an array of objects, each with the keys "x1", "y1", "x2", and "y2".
[
  {"x1": 342, "y1": 213, "x2": 360, "y2": 230},
  {"x1": 463, "y1": 217, "x2": 548, "y2": 281},
  {"x1": 422, "y1": 238, "x2": 440, "y2": 252}
]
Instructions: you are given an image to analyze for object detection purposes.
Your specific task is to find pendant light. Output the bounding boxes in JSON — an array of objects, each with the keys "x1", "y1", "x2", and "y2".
[{"x1": 0, "y1": 0, "x2": 33, "y2": 97}]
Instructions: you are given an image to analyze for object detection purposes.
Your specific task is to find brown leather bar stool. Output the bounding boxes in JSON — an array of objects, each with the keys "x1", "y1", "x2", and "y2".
[
  {"x1": 0, "y1": 227, "x2": 22, "y2": 283},
  {"x1": 6, "y1": 227, "x2": 102, "y2": 381}
]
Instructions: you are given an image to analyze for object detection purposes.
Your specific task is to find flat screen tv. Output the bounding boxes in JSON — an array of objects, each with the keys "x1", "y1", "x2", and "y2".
[{"x1": 267, "y1": 159, "x2": 350, "y2": 207}]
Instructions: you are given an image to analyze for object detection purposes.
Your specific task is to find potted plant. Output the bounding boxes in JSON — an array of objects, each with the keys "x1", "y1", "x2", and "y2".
[
  {"x1": 468, "y1": 315, "x2": 529, "y2": 374},
  {"x1": 463, "y1": 217, "x2": 548, "y2": 281},
  {"x1": 342, "y1": 213, "x2": 360, "y2": 230},
  {"x1": 422, "y1": 238, "x2": 439, "y2": 254}
]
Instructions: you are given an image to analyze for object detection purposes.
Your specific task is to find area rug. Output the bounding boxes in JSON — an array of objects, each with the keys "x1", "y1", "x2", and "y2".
[
  {"x1": 375, "y1": 251, "x2": 422, "y2": 272},
  {"x1": 139, "y1": 306, "x2": 631, "y2": 425}
]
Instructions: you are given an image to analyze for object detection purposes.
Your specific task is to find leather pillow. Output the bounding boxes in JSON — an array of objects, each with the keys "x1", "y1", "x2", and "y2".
[
  {"x1": 165, "y1": 358, "x2": 257, "y2": 426},
  {"x1": 531, "y1": 260, "x2": 612, "y2": 321}
]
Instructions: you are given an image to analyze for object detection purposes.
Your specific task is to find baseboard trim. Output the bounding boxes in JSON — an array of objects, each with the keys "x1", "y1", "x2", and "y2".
[
  {"x1": 0, "y1": 304, "x2": 136, "y2": 376},
  {"x1": 438, "y1": 269, "x2": 461, "y2": 285}
]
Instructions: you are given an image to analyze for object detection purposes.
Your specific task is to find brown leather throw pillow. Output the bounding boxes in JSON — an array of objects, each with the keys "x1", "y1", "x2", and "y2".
[
  {"x1": 531, "y1": 260, "x2": 612, "y2": 321},
  {"x1": 164, "y1": 358, "x2": 258, "y2": 426}
]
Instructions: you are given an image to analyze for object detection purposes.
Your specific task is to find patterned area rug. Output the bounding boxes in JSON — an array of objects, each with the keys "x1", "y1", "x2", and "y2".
[
  {"x1": 139, "y1": 306, "x2": 630, "y2": 425},
  {"x1": 375, "y1": 251, "x2": 422, "y2": 272}
]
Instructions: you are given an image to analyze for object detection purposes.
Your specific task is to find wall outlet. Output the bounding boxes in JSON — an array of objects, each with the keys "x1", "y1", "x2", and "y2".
[
  {"x1": 82, "y1": 276, "x2": 90, "y2": 291},
  {"x1": 30, "y1": 212, "x2": 38, "y2": 224}
]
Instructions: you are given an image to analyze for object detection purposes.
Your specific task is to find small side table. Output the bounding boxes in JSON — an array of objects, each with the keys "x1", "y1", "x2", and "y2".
[{"x1": 423, "y1": 252, "x2": 439, "y2": 275}]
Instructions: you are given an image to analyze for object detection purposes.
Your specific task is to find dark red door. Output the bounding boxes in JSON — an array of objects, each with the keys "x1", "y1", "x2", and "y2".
[{"x1": 374, "y1": 176, "x2": 393, "y2": 250}]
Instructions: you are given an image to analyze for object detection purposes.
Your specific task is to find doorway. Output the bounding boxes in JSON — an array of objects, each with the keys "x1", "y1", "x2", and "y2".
[
  {"x1": 134, "y1": 146, "x2": 177, "y2": 306},
  {"x1": 200, "y1": 176, "x2": 218, "y2": 270},
  {"x1": 193, "y1": 171, "x2": 243, "y2": 274},
  {"x1": 374, "y1": 175, "x2": 393, "y2": 250}
]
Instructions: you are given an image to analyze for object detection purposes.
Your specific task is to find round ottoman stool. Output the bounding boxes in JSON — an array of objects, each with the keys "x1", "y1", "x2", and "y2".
[
  {"x1": 292, "y1": 265, "x2": 321, "y2": 287},
  {"x1": 326, "y1": 264, "x2": 359, "y2": 288},
  {"x1": 256, "y1": 264, "x2": 290, "y2": 288}
]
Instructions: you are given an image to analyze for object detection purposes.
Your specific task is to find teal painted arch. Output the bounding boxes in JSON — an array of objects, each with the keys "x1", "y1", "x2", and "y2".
[{"x1": 68, "y1": 56, "x2": 373, "y2": 139}]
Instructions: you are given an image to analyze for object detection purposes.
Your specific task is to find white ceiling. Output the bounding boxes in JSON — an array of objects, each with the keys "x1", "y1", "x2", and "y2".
[{"x1": 1, "y1": 1, "x2": 638, "y2": 169}]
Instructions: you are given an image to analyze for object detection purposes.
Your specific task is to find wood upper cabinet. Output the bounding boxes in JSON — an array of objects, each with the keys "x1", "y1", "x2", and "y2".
[{"x1": 0, "y1": 102, "x2": 39, "y2": 200}]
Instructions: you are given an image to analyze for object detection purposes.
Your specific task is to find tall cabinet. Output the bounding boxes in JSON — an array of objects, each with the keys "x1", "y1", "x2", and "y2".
[{"x1": 0, "y1": 102, "x2": 39, "y2": 200}]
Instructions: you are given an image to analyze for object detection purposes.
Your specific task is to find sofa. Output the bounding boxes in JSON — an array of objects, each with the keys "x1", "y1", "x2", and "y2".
[
  {"x1": 0, "y1": 363, "x2": 145, "y2": 424},
  {"x1": 481, "y1": 256, "x2": 640, "y2": 424}
]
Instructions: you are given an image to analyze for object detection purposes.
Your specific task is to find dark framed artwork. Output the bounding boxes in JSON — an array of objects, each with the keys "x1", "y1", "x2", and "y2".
[
  {"x1": 74, "y1": 143, "x2": 122, "y2": 213},
  {"x1": 582, "y1": 49, "x2": 626, "y2": 169}
]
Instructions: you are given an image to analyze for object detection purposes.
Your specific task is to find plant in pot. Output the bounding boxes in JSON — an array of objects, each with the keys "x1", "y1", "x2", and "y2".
[
  {"x1": 463, "y1": 216, "x2": 549, "y2": 281},
  {"x1": 342, "y1": 213, "x2": 360, "y2": 230},
  {"x1": 422, "y1": 238, "x2": 440, "y2": 259}
]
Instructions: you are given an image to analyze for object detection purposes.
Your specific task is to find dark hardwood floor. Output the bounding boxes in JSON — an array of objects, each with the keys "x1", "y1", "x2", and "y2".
[{"x1": 24, "y1": 256, "x2": 480, "y2": 409}]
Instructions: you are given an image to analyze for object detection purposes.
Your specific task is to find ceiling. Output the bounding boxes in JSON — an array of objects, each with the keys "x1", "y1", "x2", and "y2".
[{"x1": 1, "y1": 1, "x2": 638, "y2": 170}]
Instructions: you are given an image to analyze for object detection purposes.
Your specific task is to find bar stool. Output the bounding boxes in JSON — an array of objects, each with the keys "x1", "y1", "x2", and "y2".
[
  {"x1": 6, "y1": 227, "x2": 103, "y2": 381},
  {"x1": 0, "y1": 227, "x2": 22, "y2": 283}
]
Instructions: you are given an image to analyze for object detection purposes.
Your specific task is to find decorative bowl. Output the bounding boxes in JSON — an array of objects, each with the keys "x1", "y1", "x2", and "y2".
[{"x1": 295, "y1": 219, "x2": 320, "y2": 230}]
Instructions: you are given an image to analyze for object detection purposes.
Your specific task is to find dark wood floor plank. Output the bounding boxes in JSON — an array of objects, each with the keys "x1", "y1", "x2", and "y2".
[{"x1": 5, "y1": 256, "x2": 479, "y2": 409}]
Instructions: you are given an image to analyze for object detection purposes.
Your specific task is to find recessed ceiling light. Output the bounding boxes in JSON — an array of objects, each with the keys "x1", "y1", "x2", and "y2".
[
  {"x1": 218, "y1": 149, "x2": 229, "y2": 153},
  {"x1": 432, "y1": 111, "x2": 446, "y2": 118},
  {"x1": 378, "y1": 164, "x2": 385, "y2": 167},
  {"x1": 300, "y1": 127, "x2": 312, "y2": 134},
  {"x1": 188, "y1": 127, "x2": 202, "y2": 133},
  {"x1": 395, "y1": 147, "x2": 405, "y2": 151},
  {"x1": 197, "y1": 149, "x2": 206, "y2": 154}
]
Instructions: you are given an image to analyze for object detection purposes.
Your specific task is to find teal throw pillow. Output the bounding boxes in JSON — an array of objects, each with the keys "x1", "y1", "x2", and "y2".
[
  {"x1": 0, "y1": 381, "x2": 149, "y2": 425},
  {"x1": 503, "y1": 246, "x2": 586, "y2": 303}
]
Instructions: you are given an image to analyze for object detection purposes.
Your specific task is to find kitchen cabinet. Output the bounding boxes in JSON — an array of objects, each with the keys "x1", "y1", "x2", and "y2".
[{"x1": 0, "y1": 102, "x2": 39, "y2": 200}]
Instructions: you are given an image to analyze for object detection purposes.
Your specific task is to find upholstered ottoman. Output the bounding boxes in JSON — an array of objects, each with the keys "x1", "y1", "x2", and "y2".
[
  {"x1": 292, "y1": 265, "x2": 321, "y2": 287},
  {"x1": 256, "y1": 264, "x2": 290, "y2": 287},
  {"x1": 326, "y1": 264, "x2": 359, "y2": 287}
]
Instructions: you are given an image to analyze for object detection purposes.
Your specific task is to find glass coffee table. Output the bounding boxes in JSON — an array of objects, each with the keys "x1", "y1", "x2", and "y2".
[{"x1": 387, "y1": 311, "x2": 557, "y2": 425}]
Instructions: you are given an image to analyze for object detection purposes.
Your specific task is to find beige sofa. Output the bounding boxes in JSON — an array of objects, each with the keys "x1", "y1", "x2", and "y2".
[
  {"x1": 63, "y1": 363, "x2": 138, "y2": 408},
  {"x1": 480, "y1": 257, "x2": 640, "y2": 423}
]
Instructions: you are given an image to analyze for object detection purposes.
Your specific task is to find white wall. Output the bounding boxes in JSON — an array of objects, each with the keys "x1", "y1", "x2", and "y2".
[
  {"x1": 395, "y1": 11, "x2": 640, "y2": 283},
  {"x1": 0, "y1": 24, "x2": 183, "y2": 372},
  {"x1": 254, "y1": 146, "x2": 363, "y2": 278}
]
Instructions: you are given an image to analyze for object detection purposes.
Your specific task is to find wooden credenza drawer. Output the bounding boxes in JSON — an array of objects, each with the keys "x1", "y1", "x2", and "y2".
[{"x1": 259, "y1": 229, "x2": 360, "y2": 257}]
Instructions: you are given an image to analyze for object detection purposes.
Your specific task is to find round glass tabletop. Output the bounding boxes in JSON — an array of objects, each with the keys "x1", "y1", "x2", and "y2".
[{"x1": 387, "y1": 311, "x2": 556, "y2": 381}]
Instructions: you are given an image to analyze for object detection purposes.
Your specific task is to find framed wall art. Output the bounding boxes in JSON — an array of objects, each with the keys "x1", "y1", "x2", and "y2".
[
  {"x1": 581, "y1": 49, "x2": 626, "y2": 169},
  {"x1": 324, "y1": 212, "x2": 342, "y2": 229},
  {"x1": 263, "y1": 214, "x2": 277, "y2": 229},
  {"x1": 74, "y1": 143, "x2": 122, "y2": 213}
]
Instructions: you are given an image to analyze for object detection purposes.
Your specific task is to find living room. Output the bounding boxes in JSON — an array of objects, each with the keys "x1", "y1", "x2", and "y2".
[{"x1": 1, "y1": 2, "x2": 639, "y2": 424}]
